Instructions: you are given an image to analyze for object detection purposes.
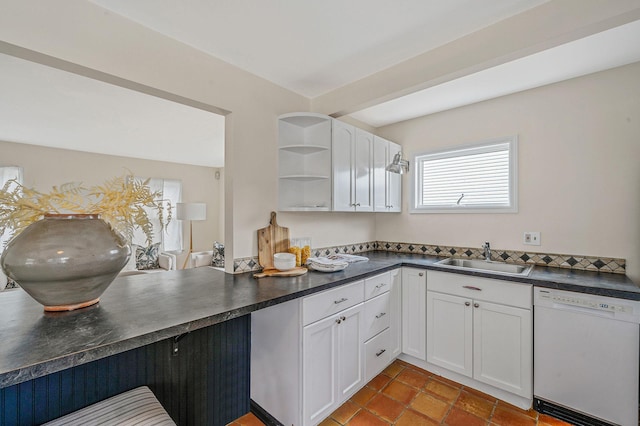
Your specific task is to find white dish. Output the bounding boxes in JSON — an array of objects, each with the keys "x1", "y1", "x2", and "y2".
[
  {"x1": 274, "y1": 252, "x2": 296, "y2": 271},
  {"x1": 307, "y1": 261, "x2": 348, "y2": 273}
]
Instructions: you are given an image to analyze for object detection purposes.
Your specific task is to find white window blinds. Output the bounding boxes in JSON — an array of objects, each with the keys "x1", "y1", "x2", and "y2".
[{"x1": 413, "y1": 137, "x2": 517, "y2": 213}]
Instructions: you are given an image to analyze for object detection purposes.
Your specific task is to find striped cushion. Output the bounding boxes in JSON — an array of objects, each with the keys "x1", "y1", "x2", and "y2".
[{"x1": 43, "y1": 386, "x2": 175, "y2": 426}]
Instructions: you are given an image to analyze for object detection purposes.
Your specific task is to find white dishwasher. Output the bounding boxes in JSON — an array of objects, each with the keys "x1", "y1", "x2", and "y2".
[{"x1": 534, "y1": 288, "x2": 640, "y2": 426}]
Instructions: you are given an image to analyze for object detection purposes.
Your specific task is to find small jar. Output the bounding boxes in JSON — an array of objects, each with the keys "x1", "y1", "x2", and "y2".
[
  {"x1": 291, "y1": 237, "x2": 312, "y2": 266},
  {"x1": 288, "y1": 242, "x2": 302, "y2": 267}
]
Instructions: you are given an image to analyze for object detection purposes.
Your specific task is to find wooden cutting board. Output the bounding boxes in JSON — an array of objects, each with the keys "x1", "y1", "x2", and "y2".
[
  {"x1": 253, "y1": 267, "x2": 307, "y2": 279},
  {"x1": 257, "y1": 211, "x2": 290, "y2": 269}
]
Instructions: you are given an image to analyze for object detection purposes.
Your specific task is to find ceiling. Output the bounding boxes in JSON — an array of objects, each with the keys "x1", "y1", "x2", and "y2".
[{"x1": 90, "y1": 0, "x2": 549, "y2": 98}]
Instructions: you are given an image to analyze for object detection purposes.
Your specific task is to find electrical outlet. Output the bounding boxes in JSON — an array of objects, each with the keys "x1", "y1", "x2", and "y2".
[{"x1": 523, "y1": 231, "x2": 541, "y2": 246}]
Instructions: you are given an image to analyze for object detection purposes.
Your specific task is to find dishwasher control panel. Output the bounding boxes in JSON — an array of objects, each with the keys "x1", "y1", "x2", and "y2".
[{"x1": 534, "y1": 288, "x2": 640, "y2": 322}]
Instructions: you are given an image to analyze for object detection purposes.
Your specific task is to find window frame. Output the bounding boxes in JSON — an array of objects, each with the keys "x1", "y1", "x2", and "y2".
[{"x1": 411, "y1": 136, "x2": 518, "y2": 214}]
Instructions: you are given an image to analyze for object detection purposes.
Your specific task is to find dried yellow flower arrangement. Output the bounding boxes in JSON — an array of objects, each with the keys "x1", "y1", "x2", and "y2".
[{"x1": 0, "y1": 174, "x2": 170, "y2": 245}]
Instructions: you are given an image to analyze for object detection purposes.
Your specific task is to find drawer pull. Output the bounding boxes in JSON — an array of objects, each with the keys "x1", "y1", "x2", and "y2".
[
  {"x1": 335, "y1": 316, "x2": 346, "y2": 324},
  {"x1": 474, "y1": 303, "x2": 480, "y2": 308},
  {"x1": 336, "y1": 318, "x2": 342, "y2": 324},
  {"x1": 463, "y1": 285, "x2": 482, "y2": 291},
  {"x1": 419, "y1": 272, "x2": 424, "y2": 277},
  {"x1": 465, "y1": 302, "x2": 471, "y2": 307},
  {"x1": 334, "y1": 298, "x2": 348, "y2": 304},
  {"x1": 375, "y1": 312, "x2": 387, "y2": 319},
  {"x1": 376, "y1": 349, "x2": 386, "y2": 357},
  {"x1": 375, "y1": 283, "x2": 387, "y2": 289}
]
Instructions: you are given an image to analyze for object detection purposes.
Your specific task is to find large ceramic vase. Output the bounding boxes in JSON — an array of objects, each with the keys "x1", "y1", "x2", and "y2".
[{"x1": 0, "y1": 214, "x2": 131, "y2": 311}]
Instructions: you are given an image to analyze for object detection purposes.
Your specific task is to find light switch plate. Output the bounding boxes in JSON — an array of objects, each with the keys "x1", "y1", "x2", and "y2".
[{"x1": 523, "y1": 231, "x2": 541, "y2": 246}]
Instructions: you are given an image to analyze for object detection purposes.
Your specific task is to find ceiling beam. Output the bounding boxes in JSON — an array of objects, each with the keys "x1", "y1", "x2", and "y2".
[{"x1": 311, "y1": 0, "x2": 640, "y2": 120}]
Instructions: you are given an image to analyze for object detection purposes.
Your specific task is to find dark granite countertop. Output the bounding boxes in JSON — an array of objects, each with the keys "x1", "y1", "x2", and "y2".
[{"x1": 1, "y1": 250, "x2": 638, "y2": 388}]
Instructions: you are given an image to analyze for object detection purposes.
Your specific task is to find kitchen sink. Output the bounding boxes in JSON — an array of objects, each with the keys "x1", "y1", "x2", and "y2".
[{"x1": 435, "y1": 258, "x2": 533, "y2": 277}]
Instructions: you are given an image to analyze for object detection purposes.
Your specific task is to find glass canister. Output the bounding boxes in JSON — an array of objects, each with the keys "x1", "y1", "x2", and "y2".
[{"x1": 289, "y1": 237, "x2": 312, "y2": 267}]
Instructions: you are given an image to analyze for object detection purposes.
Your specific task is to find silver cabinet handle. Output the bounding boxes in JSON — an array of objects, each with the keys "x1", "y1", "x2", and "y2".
[
  {"x1": 334, "y1": 298, "x2": 348, "y2": 304},
  {"x1": 355, "y1": 203, "x2": 361, "y2": 206},
  {"x1": 474, "y1": 303, "x2": 480, "y2": 308},
  {"x1": 335, "y1": 315, "x2": 346, "y2": 324},
  {"x1": 418, "y1": 272, "x2": 424, "y2": 277},
  {"x1": 375, "y1": 312, "x2": 387, "y2": 319},
  {"x1": 465, "y1": 301, "x2": 471, "y2": 307},
  {"x1": 376, "y1": 349, "x2": 386, "y2": 357},
  {"x1": 375, "y1": 283, "x2": 387, "y2": 289},
  {"x1": 463, "y1": 285, "x2": 482, "y2": 291}
]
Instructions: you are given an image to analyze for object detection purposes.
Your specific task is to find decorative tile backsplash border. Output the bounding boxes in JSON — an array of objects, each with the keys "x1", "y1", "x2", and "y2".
[
  {"x1": 376, "y1": 241, "x2": 626, "y2": 274},
  {"x1": 233, "y1": 240, "x2": 626, "y2": 274}
]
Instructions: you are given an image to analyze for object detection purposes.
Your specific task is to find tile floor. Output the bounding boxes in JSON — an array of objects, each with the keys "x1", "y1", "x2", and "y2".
[{"x1": 229, "y1": 359, "x2": 572, "y2": 426}]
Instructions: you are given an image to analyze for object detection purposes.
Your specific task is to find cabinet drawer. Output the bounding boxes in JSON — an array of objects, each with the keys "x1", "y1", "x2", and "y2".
[
  {"x1": 364, "y1": 292, "x2": 391, "y2": 340},
  {"x1": 364, "y1": 328, "x2": 391, "y2": 382},
  {"x1": 303, "y1": 280, "x2": 364, "y2": 325},
  {"x1": 364, "y1": 272, "x2": 391, "y2": 300},
  {"x1": 427, "y1": 270, "x2": 532, "y2": 309}
]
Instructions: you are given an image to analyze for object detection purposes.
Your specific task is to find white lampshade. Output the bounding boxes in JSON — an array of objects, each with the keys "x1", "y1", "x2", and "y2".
[{"x1": 176, "y1": 202, "x2": 207, "y2": 221}]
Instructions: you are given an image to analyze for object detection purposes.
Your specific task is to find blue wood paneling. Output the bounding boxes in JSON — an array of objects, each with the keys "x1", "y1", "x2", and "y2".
[{"x1": 0, "y1": 314, "x2": 250, "y2": 426}]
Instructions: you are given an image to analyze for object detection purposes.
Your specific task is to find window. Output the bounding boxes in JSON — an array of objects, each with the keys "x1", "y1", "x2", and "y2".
[
  {"x1": 0, "y1": 166, "x2": 24, "y2": 249},
  {"x1": 131, "y1": 177, "x2": 183, "y2": 251},
  {"x1": 412, "y1": 136, "x2": 517, "y2": 213}
]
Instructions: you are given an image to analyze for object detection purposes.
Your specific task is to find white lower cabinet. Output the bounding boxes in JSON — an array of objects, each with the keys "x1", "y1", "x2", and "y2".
[
  {"x1": 389, "y1": 268, "x2": 402, "y2": 358},
  {"x1": 426, "y1": 291, "x2": 473, "y2": 376},
  {"x1": 251, "y1": 273, "x2": 399, "y2": 426},
  {"x1": 364, "y1": 327, "x2": 391, "y2": 381},
  {"x1": 252, "y1": 266, "x2": 534, "y2": 425},
  {"x1": 473, "y1": 300, "x2": 532, "y2": 396},
  {"x1": 303, "y1": 302, "x2": 364, "y2": 425},
  {"x1": 426, "y1": 270, "x2": 533, "y2": 399},
  {"x1": 401, "y1": 267, "x2": 427, "y2": 360}
]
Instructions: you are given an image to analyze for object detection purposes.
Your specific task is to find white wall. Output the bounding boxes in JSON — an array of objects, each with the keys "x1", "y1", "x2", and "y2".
[
  {"x1": 376, "y1": 62, "x2": 640, "y2": 281},
  {"x1": 0, "y1": 140, "x2": 222, "y2": 254}
]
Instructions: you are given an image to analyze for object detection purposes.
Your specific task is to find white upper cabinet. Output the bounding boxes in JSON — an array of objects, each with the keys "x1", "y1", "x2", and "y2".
[
  {"x1": 278, "y1": 113, "x2": 400, "y2": 213},
  {"x1": 332, "y1": 120, "x2": 355, "y2": 212},
  {"x1": 278, "y1": 113, "x2": 332, "y2": 211},
  {"x1": 332, "y1": 121, "x2": 373, "y2": 212},
  {"x1": 373, "y1": 136, "x2": 402, "y2": 212}
]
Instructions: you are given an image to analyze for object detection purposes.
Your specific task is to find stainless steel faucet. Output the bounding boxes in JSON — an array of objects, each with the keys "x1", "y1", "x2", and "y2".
[{"x1": 482, "y1": 242, "x2": 491, "y2": 261}]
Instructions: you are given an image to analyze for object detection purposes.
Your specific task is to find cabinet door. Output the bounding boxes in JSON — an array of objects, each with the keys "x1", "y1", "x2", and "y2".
[
  {"x1": 373, "y1": 136, "x2": 388, "y2": 212},
  {"x1": 332, "y1": 120, "x2": 355, "y2": 212},
  {"x1": 387, "y1": 142, "x2": 402, "y2": 212},
  {"x1": 303, "y1": 313, "x2": 338, "y2": 425},
  {"x1": 473, "y1": 301, "x2": 532, "y2": 398},
  {"x1": 389, "y1": 268, "x2": 402, "y2": 358},
  {"x1": 427, "y1": 291, "x2": 473, "y2": 377},
  {"x1": 401, "y1": 268, "x2": 426, "y2": 360},
  {"x1": 336, "y1": 303, "x2": 365, "y2": 400},
  {"x1": 353, "y1": 129, "x2": 373, "y2": 212},
  {"x1": 373, "y1": 137, "x2": 402, "y2": 212}
]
